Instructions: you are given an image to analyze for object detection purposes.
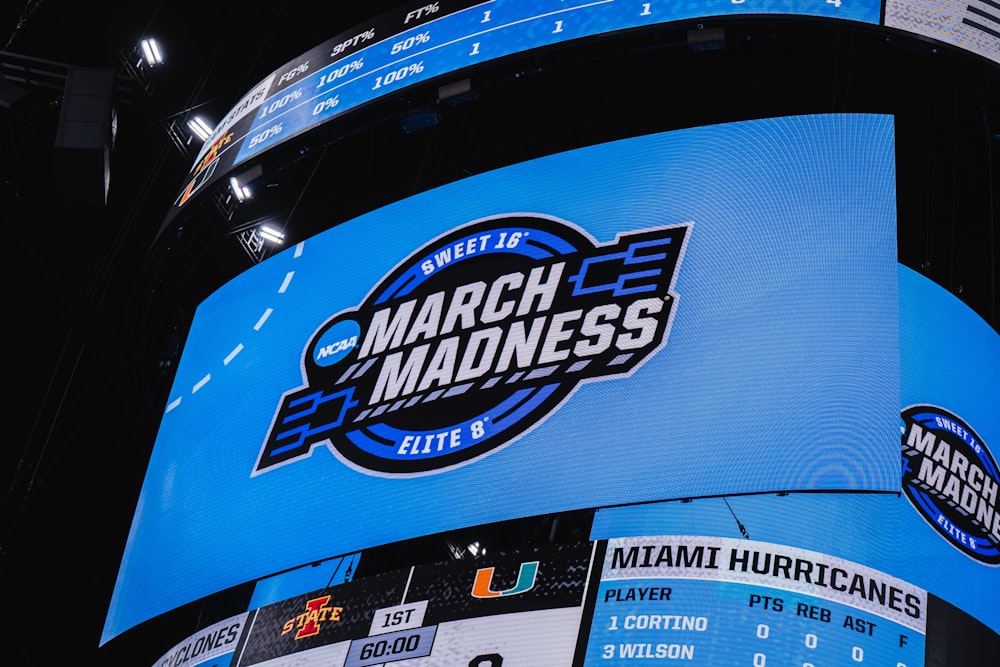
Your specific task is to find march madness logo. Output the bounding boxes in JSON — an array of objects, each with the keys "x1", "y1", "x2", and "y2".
[
  {"x1": 901, "y1": 405, "x2": 1000, "y2": 564},
  {"x1": 255, "y1": 214, "x2": 688, "y2": 476}
]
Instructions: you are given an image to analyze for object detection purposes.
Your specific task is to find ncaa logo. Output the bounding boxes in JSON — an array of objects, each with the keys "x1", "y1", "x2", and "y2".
[{"x1": 255, "y1": 214, "x2": 687, "y2": 476}]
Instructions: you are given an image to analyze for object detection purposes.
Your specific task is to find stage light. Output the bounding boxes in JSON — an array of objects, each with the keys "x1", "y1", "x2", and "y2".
[
  {"x1": 259, "y1": 226, "x2": 284, "y2": 244},
  {"x1": 230, "y1": 176, "x2": 251, "y2": 202},
  {"x1": 140, "y1": 38, "x2": 163, "y2": 66},
  {"x1": 187, "y1": 116, "x2": 213, "y2": 142}
]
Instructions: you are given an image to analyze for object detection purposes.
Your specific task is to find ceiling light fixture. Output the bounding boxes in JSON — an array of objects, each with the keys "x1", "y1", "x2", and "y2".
[
  {"x1": 259, "y1": 226, "x2": 284, "y2": 244},
  {"x1": 140, "y1": 38, "x2": 163, "y2": 66},
  {"x1": 230, "y1": 176, "x2": 251, "y2": 202},
  {"x1": 187, "y1": 116, "x2": 213, "y2": 142}
]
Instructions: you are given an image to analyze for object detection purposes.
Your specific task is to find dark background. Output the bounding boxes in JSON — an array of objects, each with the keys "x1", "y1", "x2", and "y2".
[{"x1": 1, "y1": 1, "x2": 997, "y2": 664}]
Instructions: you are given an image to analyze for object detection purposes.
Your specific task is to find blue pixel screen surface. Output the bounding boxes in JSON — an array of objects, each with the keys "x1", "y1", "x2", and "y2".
[
  {"x1": 591, "y1": 265, "x2": 1000, "y2": 640},
  {"x1": 105, "y1": 113, "x2": 900, "y2": 644}
]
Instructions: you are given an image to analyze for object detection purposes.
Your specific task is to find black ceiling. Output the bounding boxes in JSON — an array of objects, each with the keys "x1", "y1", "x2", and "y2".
[
  {"x1": 1, "y1": 2, "x2": 997, "y2": 664},
  {"x1": 1, "y1": 3, "x2": 405, "y2": 664}
]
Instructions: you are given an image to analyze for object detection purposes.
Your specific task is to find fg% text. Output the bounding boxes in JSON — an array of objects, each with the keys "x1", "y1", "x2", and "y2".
[{"x1": 372, "y1": 61, "x2": 424, "y2": 91}]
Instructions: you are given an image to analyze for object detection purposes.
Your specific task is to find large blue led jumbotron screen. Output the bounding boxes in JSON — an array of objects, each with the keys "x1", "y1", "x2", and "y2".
[{"x1": 104, "y1": 112, "x2": 900, "y2": 644}]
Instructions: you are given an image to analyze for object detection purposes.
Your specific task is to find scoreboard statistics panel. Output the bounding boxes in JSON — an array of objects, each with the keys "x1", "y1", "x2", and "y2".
[
  {"x1": 170, "y1": 0, "x2": 883, "y2": 218},
  {"x1": 151, "y1": 535, "x2": 932, "y2": 667},
  {"x1": 229, "y1": 0, "x2": 882, "y2": 165},
  {"x1": 581, "y1": 536, "x2": 927, "y2": 667},
  {"x1": 202, "y1": 543, "x2": 592, "y2": 667}
]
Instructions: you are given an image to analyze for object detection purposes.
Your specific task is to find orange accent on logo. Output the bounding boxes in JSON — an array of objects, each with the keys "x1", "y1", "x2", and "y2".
[
  {"x1": 471, "y1": 567, "x2": 500, "y2": 598},
  {"x1": 471, "y1": 561, "x2": 539, "y2": 599},
  {"x1": 178, "y1": 178, "x2": 197, "y2": 206}
]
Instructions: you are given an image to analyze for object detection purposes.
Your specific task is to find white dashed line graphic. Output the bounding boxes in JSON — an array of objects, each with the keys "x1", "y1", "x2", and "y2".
[{"x1": 163, "y1": 241, "x2": 306, "y2": 414}]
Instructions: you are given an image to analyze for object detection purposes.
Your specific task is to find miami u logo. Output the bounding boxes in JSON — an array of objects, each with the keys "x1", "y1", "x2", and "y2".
[{"x1": 471, "y1": 561, "x2": 539, "y2": 598}]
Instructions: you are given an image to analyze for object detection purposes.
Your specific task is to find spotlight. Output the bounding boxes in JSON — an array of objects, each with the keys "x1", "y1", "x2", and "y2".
[
  {"x1": 140, "y1": 38, "x2": 163, "y2": 66},
  {"x1": 230, "y1": 176, "x2": 251, "y2": 202},
  {"x1": 259, "y1": 226, "x2": 284, "y2": 244},
  {"x1": 187, "y1": 116, "x2": 213, "y2": 142}
]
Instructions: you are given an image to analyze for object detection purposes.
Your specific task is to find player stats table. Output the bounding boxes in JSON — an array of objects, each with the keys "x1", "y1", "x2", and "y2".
[
  {"x1": 230, "y1": 0, "x2": 883, "y2": 168},
  {"x1": 581, "y1": 536, "x2": 927, "y2": 666}
]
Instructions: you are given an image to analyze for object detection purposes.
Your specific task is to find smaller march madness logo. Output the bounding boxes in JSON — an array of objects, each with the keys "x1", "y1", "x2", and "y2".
[
  {"x1": 255, "y1": 214, "x2": 687, "y2": 477},
  {"x1": 901, "y1": 405, "x2": 1000, "y2": 564}
]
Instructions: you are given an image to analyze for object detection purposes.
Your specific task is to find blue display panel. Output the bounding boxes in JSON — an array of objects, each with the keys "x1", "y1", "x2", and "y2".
[
  {"x1": 169, "y1": 0, "x2": 883, "y2": 217},
  {"x1": 898, "y1": 266, "x2": 1000, "y2": 569},
  {"x1": 105, "y1": 113, "x2": 899, "y2": 644},
  {"x1": 247, "y1": 553, "x2": 359, "y2": 611},
  {"x1": 583, "y1": 536, "x2": 927, "y2": 666},
  {"x1": 591, "y1": 266, "x2": 1000, "y2": 640}
]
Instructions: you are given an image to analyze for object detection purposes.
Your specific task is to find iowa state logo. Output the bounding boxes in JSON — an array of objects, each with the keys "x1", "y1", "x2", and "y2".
[
  {"x1": 255, "y1": 214, "x2": 688, "y2": 476},
  {"x1": 901, "y1": 405, "x2": 1000, "y2": 564},
  {"x1": 281, "y1": 595, "x2": 343, "y2": 639}
]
